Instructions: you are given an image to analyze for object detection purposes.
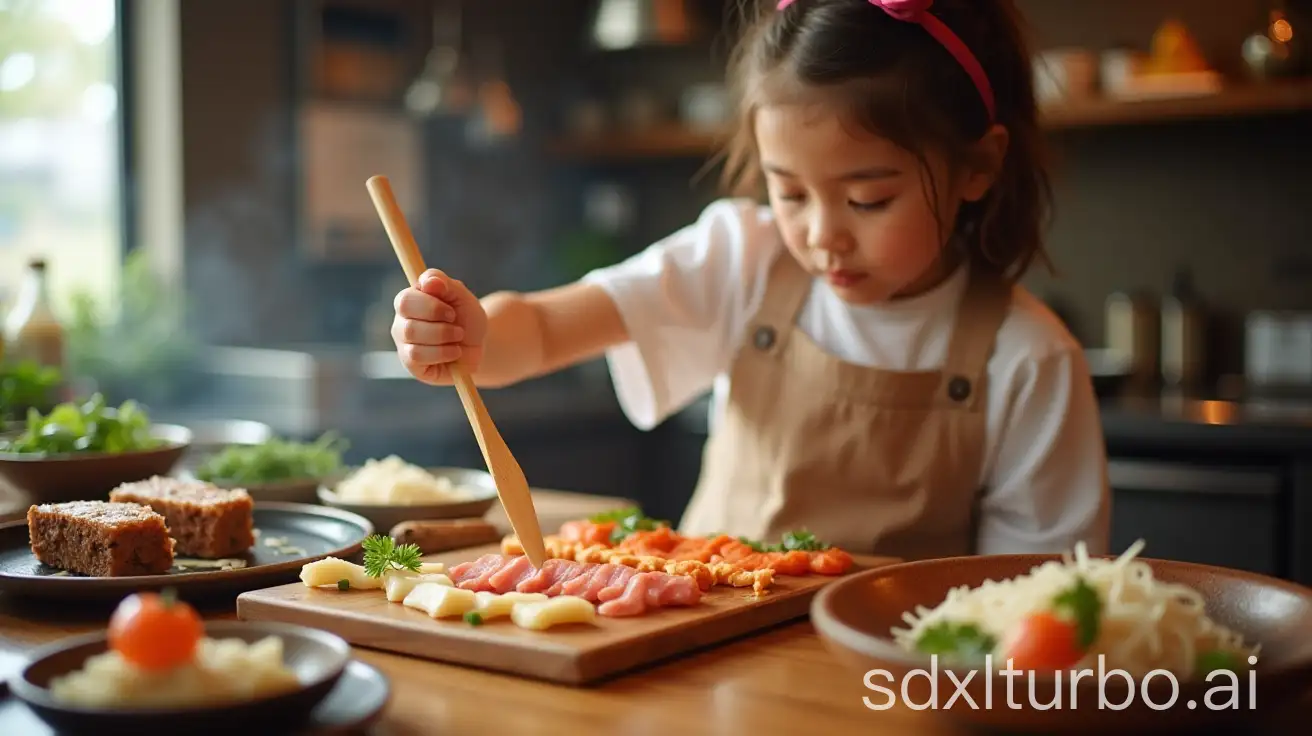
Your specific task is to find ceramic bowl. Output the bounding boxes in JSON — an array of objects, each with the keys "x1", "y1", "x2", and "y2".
[
  {"x1": 201, "y1": 474, "x2": 338, "y2": 506},
  {"x1": 9, "y1": 620, "x2": 352, "y2": 736},
  {"x1": 172, "y1": 422, "x2": 331, "y2": 504},
  {"x1": 0, "y1": 423, "x2": 192, "y2": 504},
  {"x1": 811, "y1": 554, "x2": 1312, "y2": 734},
  {"x1": 317, "y1": 466, "x2": 499, "y2": 532},
  {"x1": 173, "y1": 419, "x2": 275, "y2": 473}
]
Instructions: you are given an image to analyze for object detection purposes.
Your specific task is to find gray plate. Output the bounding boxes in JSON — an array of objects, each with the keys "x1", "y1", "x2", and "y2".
[
  {"x1": 0, "y1": 503, "x2": 373, "y2": 601},
  {"x1": 0, "y1": 659, "x2": 388, "y2": 735},
  {"x1": 2, "y1": 621, "x2": 387, "y2": 735}
]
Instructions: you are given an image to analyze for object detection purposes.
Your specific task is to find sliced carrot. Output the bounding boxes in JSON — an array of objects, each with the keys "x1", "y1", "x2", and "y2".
[
  {"x1": 766, "y1": 550, "x2": 813, "y2": 575},
  {"x1": 559, "y1": 520, "x2": 615, "y2": 547},
  {"x1": 810, "y1": 549, "x2": 854, "y2": 575}
]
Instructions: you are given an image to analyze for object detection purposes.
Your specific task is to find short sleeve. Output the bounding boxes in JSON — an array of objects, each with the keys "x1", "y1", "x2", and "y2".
[
  {"x1": 582, "y1": 198, "x2": 780, "y2": 430},
  {"x1": 976, "y1": 346, "x2": 1112, "y2": 555}
]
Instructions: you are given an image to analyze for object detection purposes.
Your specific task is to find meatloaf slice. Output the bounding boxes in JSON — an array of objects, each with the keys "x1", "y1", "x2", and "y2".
[
  {"x1": 27, "y1": 501, "x2": 175, "y2": 577},
  {"x1": 109, "y1": 476, "x2": 255, "y2": 558}
]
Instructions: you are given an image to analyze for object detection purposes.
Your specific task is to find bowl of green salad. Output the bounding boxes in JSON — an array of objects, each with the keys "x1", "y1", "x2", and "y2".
[
  {"x1": 0, "y1": 393, "x2": 192, "y2": 503},
  {"x1": 186, "y1": 433, "x2": 348, "y2": 504}
]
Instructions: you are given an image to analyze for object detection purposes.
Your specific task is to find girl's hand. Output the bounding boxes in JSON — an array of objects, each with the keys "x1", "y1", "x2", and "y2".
[{"x1": 392, "y1": 269, "x2": 487, "y2": 386}]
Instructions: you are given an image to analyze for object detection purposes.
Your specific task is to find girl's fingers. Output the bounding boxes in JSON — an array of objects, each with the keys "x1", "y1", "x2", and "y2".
[
  {"x1": 401, "y1": 343, "x2": 462, "y2": 366},
  {"x1": 418, "y1": 269, "x2": 450, "y2": 298},
  {"x1": 394, "y1": 288, "x2": 457, "y2": 322},
  {"x1": 397, "y1": 319, "x2": 464, "y2": 346}
]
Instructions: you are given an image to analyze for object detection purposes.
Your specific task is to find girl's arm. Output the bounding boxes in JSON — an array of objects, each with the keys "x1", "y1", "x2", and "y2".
[
  {"x1": 977, "y1": 346, "x2": 1111, "y2": 556},
  {"x1": 475, "y1": 283, "x2": 629, "y2": 387}
]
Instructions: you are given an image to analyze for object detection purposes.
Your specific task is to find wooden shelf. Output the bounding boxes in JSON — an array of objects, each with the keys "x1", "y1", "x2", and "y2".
[
  {"x1": 1041, "y1": 78, "x2": 1312, "y2": 129},
  {"x1": 546, "y1": 125, "x2": 727, "y2": 161},
  {"x1": 547, "y1": 79, "x2": 1312, "y2": 162}
]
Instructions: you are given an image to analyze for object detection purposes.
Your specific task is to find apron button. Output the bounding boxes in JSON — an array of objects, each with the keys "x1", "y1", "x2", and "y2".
[
  {"x1": 947, "y1": 376, "x2": 971, "y2": 401},
  {"x1": 753, "y1": 326, "x2": 776, "y2": 350}
]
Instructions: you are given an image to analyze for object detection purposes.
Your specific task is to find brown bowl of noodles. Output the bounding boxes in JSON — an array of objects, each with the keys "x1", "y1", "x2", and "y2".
[{"x1": 811, "y1": 541, "x2": 1312, "y2": 733}]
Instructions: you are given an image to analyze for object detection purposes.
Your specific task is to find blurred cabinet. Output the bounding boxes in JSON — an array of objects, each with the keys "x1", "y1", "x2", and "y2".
[{"x1": 1107, "y1": 458, "x2": 1283, "y2": 576}]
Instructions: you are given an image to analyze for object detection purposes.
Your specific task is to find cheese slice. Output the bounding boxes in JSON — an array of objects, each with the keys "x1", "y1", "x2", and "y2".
[
  {"x1": 385, "y1": 573, "x2": 453, "y2": 602},
  {"x1": 471, "y1": 591, "x2": 549, "y2": 620},
  {"x1": 510, "y1": 596, "x2": 597, "y2": 630},
  {"x1": 403, "y1": 583, "x2": 477, "y2": 618}
]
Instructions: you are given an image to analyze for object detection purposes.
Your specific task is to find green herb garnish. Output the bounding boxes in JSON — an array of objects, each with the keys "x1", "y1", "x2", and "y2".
[
  {"x1": 337, "y1": 579, "x2": 350, "y2": 591},
  {"x1": 1196, "y1": 649, "x2": 1246, "y2": 679},
  {"x1": 361, "y1": 534, "x2": 423, "y2": 578},
  {"x1": 589, "y1": 507, "x2": 641, "y2": 523},
  {"x1": 464, "y1": 611, "x2": 483, "y2": 626},
  {"x1": 1052, "y1": 576, "x2": 1102, "y2": 648},
  {"x1": 778, "y1": 530, "x2": 825, "y2": 551},
  {"x1": 914, "y1": 621, "x2": 997, "y2": 661},
  {"x1": 194, "y1": 432, "x2": 347, "y2": 485},
  {"x1": 0, "y1": 393, "x2": 161, "y2": 456},
  {"x1": 589, "y1": 507, "x2": 667, "y2": 544},
  {"x1": 735, "y1": 529, "x2": 828, "y2": 553}
]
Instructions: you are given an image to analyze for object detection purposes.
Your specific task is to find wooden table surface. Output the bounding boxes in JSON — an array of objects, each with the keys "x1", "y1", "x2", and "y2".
[{"x1": 0, "y1": 490, "x2": 1308, "y2": 734}]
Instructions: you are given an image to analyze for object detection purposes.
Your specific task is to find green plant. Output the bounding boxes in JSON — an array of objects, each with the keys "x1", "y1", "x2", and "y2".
[
  {"x1": 64, "y1": 250, "x2": 200, "y2": 405},
  {"x1": 193, "y1": 433, "x2": 348, "y2": 485},
  {"x1": 0, "y1": 359, "x2": 61, "y2": 421},
  {"x1": 0, "y1": 393, "x2": 160, "y2": 456}
]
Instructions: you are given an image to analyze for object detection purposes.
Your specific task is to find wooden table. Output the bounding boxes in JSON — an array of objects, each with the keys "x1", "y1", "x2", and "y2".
[{"x1": 0, "y1": 490, "x2": 1308, "y2": 734}]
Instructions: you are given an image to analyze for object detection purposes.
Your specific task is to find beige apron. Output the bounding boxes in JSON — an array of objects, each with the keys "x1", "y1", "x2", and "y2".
[{"x1": 680, "y1": 249, "x2": 1013, "y2": 560}]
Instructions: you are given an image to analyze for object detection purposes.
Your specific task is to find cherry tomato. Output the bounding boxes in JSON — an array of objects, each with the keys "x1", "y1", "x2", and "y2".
[
  {"x1": 107, "y1": 588, "x2": 203, "y2": 671},
  {"x1": 1002, "y1": 612, "x2": 1084, "y2": 671}
]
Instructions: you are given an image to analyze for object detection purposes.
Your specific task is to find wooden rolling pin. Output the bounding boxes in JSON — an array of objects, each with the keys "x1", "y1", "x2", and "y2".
[{"x1": 389, "y1": 519, "x2": 502, "y2": 554}]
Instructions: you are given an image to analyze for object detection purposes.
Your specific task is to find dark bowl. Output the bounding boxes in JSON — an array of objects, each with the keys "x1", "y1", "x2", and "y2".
[
  {"x1": 9, "y1": 620, "x2": 351, "y2": 736},
  {"x1": 811, "y1": 554, "x2": 1312, "y2": 733},
  {"x1": 182, "y1": 472, "x2": 338, "y2": 506},
  {"x1": 0, "y1": 423, "x2": 192, "y2": 503},
  {"x1": 173, "y1": 419, "x2": 274, "y2": 473},
  {"x1": 173, "y1": 421, "x2": 333, "y2": 504}
]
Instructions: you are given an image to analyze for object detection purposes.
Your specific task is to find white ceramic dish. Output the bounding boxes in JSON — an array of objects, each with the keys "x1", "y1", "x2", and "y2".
[{"x1": 317, "y1": 466, "x2": 499, "y2": 531}]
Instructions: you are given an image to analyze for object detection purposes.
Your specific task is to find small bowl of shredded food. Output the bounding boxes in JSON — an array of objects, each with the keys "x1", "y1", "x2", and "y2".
[
  {"x1": 12, "y1": 588, "x2": 350, "y2": 734},
  {"x1": 0, "y1": 394, "x2": 191, "y2": 503},
  {"x1": 317, "y1": 457, "x2": 498, "y2": 531},
  {"x1": 811, "y1": 541, "x2": 1312, "y2": 733},
  {"x1": 190, "y1": 433, "x2": 348, "y2": 505}
]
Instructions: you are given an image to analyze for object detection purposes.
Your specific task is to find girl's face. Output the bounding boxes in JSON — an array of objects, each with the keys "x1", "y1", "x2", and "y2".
[{"x1": 755, "y1": 103, "x2": 1000, "y2": 305}]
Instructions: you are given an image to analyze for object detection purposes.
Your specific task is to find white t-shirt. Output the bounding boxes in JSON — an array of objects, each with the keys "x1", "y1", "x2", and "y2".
[{"x1": 583, "y1": 198, "x2": 1111, "y2": 556}]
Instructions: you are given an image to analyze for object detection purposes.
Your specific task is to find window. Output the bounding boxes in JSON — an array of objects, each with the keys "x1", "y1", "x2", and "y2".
[{"x1": 0, "y1": 0, "x2": 122, "y2": 318}]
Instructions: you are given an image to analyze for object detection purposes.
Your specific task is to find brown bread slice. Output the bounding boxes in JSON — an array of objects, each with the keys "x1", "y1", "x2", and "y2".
[
  {"x1": 27, "y1": 501, "x2": 175, "y2": 576},
  {"x1": 110, "y1": 476, "x2": 255, "y2": 558}
]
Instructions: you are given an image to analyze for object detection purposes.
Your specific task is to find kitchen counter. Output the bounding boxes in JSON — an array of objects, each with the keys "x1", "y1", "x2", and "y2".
[
  {"x1": 0, "y1": 489, "x2": 1307, "y2": 734},
  {"x1": 675, "y1": 392, "x2": 1312, "y2": 450},
  {"x1": 1099, "y1": 396, "x2": 1312, "y2": 453},
  {"x1": 4, "y1": 612, "x2": 1301, "y2": 735}
]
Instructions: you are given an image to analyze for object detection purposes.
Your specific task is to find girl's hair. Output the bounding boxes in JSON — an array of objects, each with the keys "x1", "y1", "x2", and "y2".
[{"x1": 720, "y1": 0, "x2": 1055, "y2": 281}]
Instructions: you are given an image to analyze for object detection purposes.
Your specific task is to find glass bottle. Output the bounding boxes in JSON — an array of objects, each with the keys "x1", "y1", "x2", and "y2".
[{"x1": 3, "y1": 257, "x2": 65, "y2": 371}]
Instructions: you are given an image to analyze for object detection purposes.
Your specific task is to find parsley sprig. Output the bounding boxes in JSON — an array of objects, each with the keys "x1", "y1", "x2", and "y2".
[
  {"x1": 361, "y1": 534, "x2": 423, "y2": 578},
  {"x1": 914, "y1": 621, "x2": 998, "y2": 662},
  {"x1": 1052, "y1": 576, "x2": 1102, "y2": 648},
  {"x1": 737, "y1": 529, "x2": 828, "y2": 552},
  {"x1": 588, "y1": 507, "x2": 667, "y2": 544}
]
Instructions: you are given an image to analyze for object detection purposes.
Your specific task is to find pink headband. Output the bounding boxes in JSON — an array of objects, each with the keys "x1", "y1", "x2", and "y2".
[{"x1": 776, "y1": 0, "x2": 996, "y2": 121}]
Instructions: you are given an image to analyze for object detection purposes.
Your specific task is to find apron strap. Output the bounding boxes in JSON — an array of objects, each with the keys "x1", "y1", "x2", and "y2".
[
  {"x1": 744, "y1": 247, "x2": 813, "y2": 359},
  {"x1": 939, "y1": 267, "x2": 1013, "y2": 411}
]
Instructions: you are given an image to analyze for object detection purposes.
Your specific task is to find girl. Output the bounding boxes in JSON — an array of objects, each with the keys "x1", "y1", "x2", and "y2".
[{"x1": 391, "y1": 0, "x2": 1110, "y2": 559}]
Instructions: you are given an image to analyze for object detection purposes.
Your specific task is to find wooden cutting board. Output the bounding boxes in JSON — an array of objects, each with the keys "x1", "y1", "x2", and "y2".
[{"x1": 235, "y1": 544, "x2": 899, "y2": 685}]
